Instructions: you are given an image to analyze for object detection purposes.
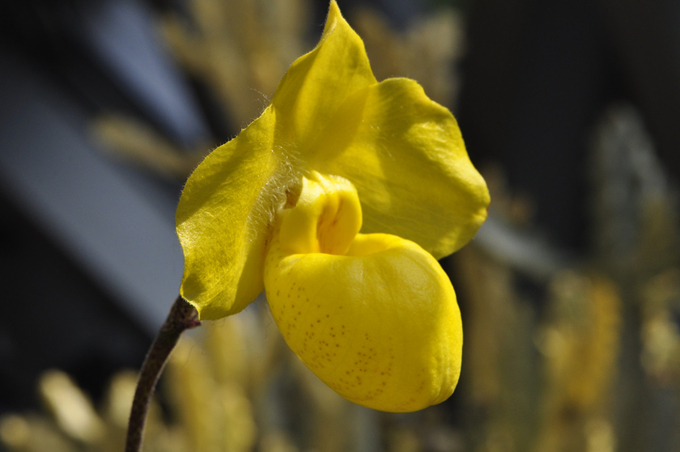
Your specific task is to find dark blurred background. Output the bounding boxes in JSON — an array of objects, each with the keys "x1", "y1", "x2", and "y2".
[{"x1": 1, "y1": 0, "x2": 679, "y2": 451}]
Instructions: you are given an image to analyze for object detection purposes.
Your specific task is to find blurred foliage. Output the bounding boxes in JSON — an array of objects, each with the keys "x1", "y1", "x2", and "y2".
[
  {"x1": 351, "y1": 5, "x2": 464, "y2": 109},
  {"x1": 159, "y1": 0, "x2": 309, "y2": 128},
  {"x1": 0, "y1": 310, "x2": 456, "y2": 452},
  {"x1": 451, "y1": 104, "x2": 680, "y2": 452}
]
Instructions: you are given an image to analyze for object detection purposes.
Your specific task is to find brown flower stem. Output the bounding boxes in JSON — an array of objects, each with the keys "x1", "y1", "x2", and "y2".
[{"x1": 125, "y1": 295, "x2": 200, "y2": 452}]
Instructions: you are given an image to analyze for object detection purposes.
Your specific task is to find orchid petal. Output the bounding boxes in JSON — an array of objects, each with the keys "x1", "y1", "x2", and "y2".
[
  {"x1": 271, "y1": 0, "x2": 377, "y2": 147},
  {"x1": 176, "y1": 108, "x2": 279, "y2": 320},
  {"x1": 309, "y1": 78, "x2": 489, "y2": 258}
]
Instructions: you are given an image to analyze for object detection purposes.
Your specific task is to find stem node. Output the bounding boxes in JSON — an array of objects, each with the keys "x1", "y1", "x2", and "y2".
[{"x1": 125, "y1": 296, "x2": 199, "y2": 452}]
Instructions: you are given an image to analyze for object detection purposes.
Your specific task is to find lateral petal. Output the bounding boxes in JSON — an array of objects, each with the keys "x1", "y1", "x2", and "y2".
[
  {"x1": 176, "y1": 107, "x2": 279, "y2": 320},
  {"x1": 310, "y1": 78, "x2": 490, "y2": 259}
]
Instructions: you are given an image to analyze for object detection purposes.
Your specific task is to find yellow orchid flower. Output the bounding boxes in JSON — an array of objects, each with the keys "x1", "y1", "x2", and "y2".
[{"x1": 175, "y1": 1, "x2": 489, "y2": 412}]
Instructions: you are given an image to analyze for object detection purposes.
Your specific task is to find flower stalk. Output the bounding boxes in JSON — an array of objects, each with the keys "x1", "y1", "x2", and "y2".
[{"x1": 125, "y1": 296, "x2": 200, "y2": 452}]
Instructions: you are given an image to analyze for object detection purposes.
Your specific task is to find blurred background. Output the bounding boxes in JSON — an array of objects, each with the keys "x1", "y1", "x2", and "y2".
[{"x1": 1, "y1": 0, "x2": 679, "y2": 451}]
